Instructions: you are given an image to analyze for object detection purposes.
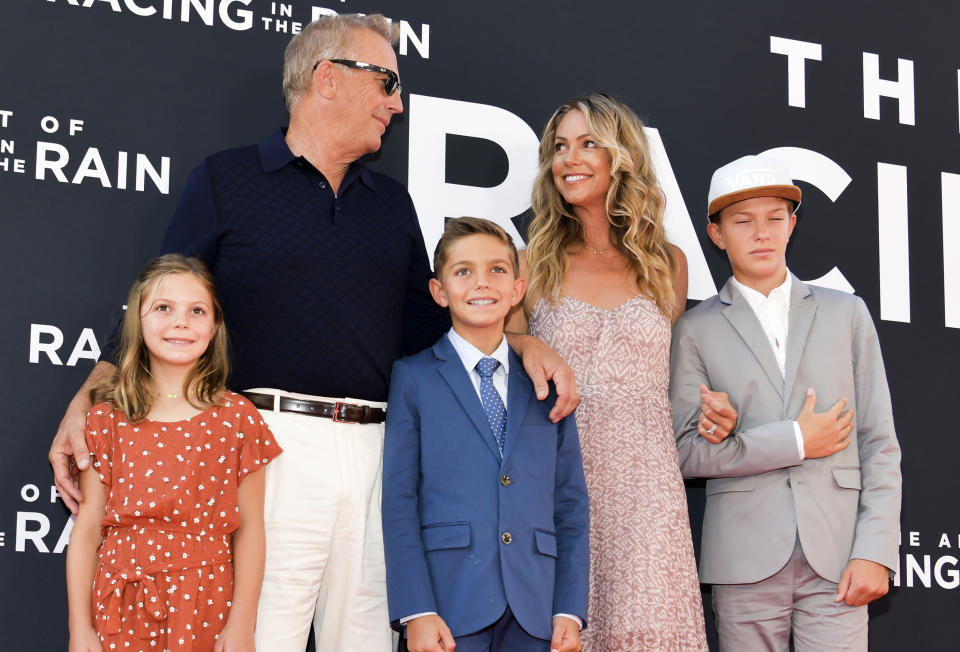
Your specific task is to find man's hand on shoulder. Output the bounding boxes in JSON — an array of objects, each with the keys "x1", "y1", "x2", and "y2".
[
  {"x1": 507, "y1": 333, "x2": 579, "y2": 422},
  {"x1": 51, "y1": 401, "x2": 91, "y2": 514},
  {"x1": 836, "y1": 558, "x2": 891, "y2": 607},
  {"x1": 406, "y1": 614, "x2": 455, "y2": 652},
  {"x1": 50, "y1": 360, "x2": 115, "y2": 514}
]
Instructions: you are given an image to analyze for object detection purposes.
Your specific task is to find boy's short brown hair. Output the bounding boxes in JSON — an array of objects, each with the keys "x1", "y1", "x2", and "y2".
[{"x1": 432, "y1": 217, "x2": 520, "y2": 277}]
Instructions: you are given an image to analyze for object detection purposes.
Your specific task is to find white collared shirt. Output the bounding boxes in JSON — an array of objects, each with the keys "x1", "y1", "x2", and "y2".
[
  {"x1": 446, "y1": 328, "x2": 510, "y2": 405},
  {"x1": 731, "y1": 273, "x2": 791, "y2": 377},
  {"x1": 730, "y1": 272, "x2": 805, "y2": 459}
]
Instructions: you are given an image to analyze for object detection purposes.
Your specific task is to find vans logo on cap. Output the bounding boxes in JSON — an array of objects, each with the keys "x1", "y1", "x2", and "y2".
[{"x1": 726, "y1": 168, "x2": 778, "y2": 190}]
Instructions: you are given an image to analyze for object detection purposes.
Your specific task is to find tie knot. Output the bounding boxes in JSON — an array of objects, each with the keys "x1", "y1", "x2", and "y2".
[{"x1": 476, "y1": 357, "x2": 500, "y2": 379}]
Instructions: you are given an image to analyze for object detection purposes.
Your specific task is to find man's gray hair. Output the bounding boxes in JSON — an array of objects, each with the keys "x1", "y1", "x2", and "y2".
[{"x1": 282, "y1": 13, "x2": 399, "y2": 112}]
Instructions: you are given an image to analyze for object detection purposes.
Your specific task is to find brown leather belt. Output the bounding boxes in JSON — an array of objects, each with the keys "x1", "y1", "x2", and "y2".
[{"x1": 245, "y1": 392, "x2": 386, "y2": 425}]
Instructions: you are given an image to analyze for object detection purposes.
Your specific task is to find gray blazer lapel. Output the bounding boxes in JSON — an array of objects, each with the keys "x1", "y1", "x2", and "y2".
[
  {"x1": 434, "y1": 339, "x2": 502, "y2": 461},
  {"x1": 501, "y1": 349, "x2": 532, "y2": 465},
  {"x1": 719, "y1": 279, "x2": 784, "y2": 399},
  {"x1": 783, "y1": 275, "x2": 817, "y2": 405}
]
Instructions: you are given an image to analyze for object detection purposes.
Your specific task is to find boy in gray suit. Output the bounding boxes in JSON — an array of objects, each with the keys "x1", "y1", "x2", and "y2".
[{"x1": 669, "y1": 154, "x2": 901, "y2": 651}]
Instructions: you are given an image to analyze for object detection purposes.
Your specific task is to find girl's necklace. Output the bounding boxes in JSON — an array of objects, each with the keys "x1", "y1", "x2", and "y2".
[{"x1": 153, "y1": 391, "x2": 181, "y2": 399}]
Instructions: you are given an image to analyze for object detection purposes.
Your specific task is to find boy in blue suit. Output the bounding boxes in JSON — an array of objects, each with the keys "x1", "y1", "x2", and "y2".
[{"x1": 383, "y1": 217, "x2": 590, "y2": 652}]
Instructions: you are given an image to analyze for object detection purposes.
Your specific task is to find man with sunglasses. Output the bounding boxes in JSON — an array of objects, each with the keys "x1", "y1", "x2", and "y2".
[{"x1": 49, "y1": 12, "x2": 578, "y2": 652}]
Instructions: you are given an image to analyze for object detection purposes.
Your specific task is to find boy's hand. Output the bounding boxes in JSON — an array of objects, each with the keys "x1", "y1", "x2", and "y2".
[
  {"x1": 698, "y1": 384, "x2": 738, "y2": 444},
  {"x1": 550, "y1": 616, "x2": 582, "y2": 652},
  {"x1": 835, "y1": 558, "x2": 890, "y2": 606},
  {"x1": 796, "y1": 389, "x2": 854, "y2": 459},
  {"x1": 406, "y1": 614, "x2": 455, "y2": 652}
]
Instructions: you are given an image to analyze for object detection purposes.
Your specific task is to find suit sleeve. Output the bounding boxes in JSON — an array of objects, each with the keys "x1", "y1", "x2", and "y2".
[
  {"x1": 382, "y1": 359, "x2": 438, "y2": 624},
  {"x1": 551, "y1": 411, "x2": 590, "y2": 625},
  {"x1": 848, "y1": 298, "x2": 902, "y2": 570},
  {"x1": 670, "y1": 315, "x2": 802, "y2": 479}
]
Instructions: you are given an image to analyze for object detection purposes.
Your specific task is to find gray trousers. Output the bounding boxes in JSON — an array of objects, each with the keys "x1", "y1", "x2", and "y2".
[{"x1": 713, "y1": 537, "x2": 867, "y2": 652}]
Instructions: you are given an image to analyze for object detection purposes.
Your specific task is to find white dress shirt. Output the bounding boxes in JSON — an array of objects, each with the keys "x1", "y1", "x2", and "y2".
[
  {"x1": 730, "y1": 273, "x2": 805, "y2": 459},
  {"x1": 401, "y1": 329, "x2": 581, "y2": 630},
  {"x1": 447, "y1": 328, "x2": 509, "y2": 405}
]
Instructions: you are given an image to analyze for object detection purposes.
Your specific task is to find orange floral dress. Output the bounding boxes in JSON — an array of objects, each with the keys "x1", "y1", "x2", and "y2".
[{"x1": 84, "y1": 392, "x2": 282, "y2": 651}]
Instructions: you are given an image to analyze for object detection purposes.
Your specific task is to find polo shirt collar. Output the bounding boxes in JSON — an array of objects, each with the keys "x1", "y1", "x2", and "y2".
[
  {"x1": 259, "y1": 128, "x2": 295, "y2": 172},
  {"x1": 357, "y1": 165, "x2": 377, "y2": 191},
  {"x1": 258, "y1": 127, "x2": 377, "y2": 191}
]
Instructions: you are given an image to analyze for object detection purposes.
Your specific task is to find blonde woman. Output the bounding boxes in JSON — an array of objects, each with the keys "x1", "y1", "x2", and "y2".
[{"x1": 508, "y1": 94, "x2": 707, "y2": 650}]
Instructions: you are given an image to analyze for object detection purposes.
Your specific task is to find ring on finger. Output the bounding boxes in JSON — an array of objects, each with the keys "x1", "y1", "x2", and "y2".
[{"x1": 706, "y1": 424, "x2": 718, "y2": 436}]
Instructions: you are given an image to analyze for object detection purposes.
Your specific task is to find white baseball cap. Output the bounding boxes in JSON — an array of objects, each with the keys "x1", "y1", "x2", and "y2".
[{"x1": 707, "y1": 154, "x2": 802, "y2": 218}]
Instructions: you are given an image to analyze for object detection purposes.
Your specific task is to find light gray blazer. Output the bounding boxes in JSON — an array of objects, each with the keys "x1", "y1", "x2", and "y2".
[{"x1": 669, "y1": 274, "x2": 901, "y2": 585}]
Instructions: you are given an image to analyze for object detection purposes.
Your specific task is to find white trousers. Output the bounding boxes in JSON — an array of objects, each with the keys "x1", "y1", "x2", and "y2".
[{"x1": 250, "y1": 388, "x2": 395, "y2": 652}]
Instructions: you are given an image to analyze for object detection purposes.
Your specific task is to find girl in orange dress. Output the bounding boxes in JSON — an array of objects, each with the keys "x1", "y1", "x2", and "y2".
[{"x1": 66, "y1": 254, "x2": 282, "y2": 652}]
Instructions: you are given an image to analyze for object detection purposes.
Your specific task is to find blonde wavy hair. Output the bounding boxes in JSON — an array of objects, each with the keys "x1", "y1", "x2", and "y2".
[
  {"x1": 90, "y1": 254, "x2": 230, "y2": 422},
  {"x1": 527, "y1": 93, "x2": 676, "y2": 317}
]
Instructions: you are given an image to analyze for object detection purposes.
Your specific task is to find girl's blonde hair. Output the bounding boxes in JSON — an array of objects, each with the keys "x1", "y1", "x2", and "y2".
[
  {"x1": 527, "y1": 93, "x2": 676, "y2": 317},
  {"x1": 90, "y1": 254, "x2": 229, "y2": 421}
]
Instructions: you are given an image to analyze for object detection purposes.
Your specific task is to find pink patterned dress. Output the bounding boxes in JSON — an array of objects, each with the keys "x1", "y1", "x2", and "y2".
[{"x1": 529, "y1": 295, "x2": 707, "y2": 651}]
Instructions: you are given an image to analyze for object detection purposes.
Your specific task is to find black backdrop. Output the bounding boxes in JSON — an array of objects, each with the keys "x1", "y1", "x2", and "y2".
[{"x1": 2, "y1": 1, "x2": 958, "y2": 649}]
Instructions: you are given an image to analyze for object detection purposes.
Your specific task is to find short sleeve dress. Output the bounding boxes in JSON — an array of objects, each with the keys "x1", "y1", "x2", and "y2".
[{"x1": 84, "y1": 392, "x2": 282, "y2": 651}]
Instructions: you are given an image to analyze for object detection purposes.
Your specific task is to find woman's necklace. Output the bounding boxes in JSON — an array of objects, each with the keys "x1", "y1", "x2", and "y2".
[
  {"x1": 153, "y1": 391, "x2": 181, "y2": 399},
  {"x1": 583, "y1": 245, "x2": 607, "y2": 255}
]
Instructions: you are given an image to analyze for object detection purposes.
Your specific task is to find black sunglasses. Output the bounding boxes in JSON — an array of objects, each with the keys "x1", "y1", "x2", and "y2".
[{"x1": 314, "y1": 59, "x2": 402, "y2": 96}]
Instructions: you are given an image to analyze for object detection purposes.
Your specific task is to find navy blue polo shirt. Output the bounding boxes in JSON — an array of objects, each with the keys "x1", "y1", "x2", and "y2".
[{"x1": 155, "y1": 128, "x2": 449, "y2": 401}]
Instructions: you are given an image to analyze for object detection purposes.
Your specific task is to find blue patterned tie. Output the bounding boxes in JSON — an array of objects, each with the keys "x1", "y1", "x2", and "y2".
[{"x1": 476, "y1": 357, "x2": 506, "y2": 457}]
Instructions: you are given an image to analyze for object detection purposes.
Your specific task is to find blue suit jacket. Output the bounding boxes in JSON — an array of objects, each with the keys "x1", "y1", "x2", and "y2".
[{"x1": 382, "y1": 334, "x2": 590, "y2": 639}]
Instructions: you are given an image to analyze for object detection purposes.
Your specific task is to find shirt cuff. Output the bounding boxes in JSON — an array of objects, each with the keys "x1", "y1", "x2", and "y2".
[
  {"x1": 400, "y1": 611, "x2": 437, "y2": 626},
  {"x1": 793, "y1": 420, "x2": 805, "y2": 459},
  {"x1": 554, "y1": 613, "x2": 583, "y2": 629}
]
